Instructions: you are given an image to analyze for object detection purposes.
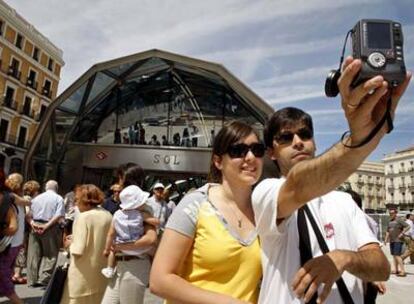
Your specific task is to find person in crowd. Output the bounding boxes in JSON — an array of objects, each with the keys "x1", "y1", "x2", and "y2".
[
  {"x1": 384, "y1": 208, "x2": 410, "y2": 277},
  {"x1": 63, "y1": 185, "x2": 78, "y2": 222},
  {"x1": 173, "y1": 132, "x2": 181, "y2": 146},
  {"x1": 251, "y1": 57, "x2": 410, "y2": 304},
  {"x1": 114, "y1": 128, "x2": 121, "y2": 144},
  {"x1": 345, "y1": 189, "x2": 386, "y2": 302},
  {"x1": 150, "y1": 134, "x2": 161, "y2": 146},
  {"x1": 61, "y1": 184, "x2": 112, "y2": 304},
  {"x1": 146, "y1": 183, "x2": 175, "y2": 236},
  {"x1": 0, "y1": 169, "x2": 22, "y2": 304},
  {"x1": 5, "y1": 174, "x2": 31, "y2": 285},
  {"x1": 122, "y1": 132, "x2": 129, "y2": 144},
  {"x1": 182, "y1": 128, "x2": 190, "y2": 147},
  {"x1": 101, "y1": 185, "x2": 158, "y2": 279},
  {"x1": 139, "y1": 123, "x2": 146, "y2": 144},
  {"x1": 26, "y1": 180, "x2": 65, "y2": 287},
  {"x1": 102, "y1": 184, "x2": 122, "y2": 215},
  {"x1": 161, "y1": 135, "x2": 168, "y2": 146},
  {"x1": 150, "y1": 121, "x2": 264, "y2": 303},
  {"x1": 401, "y1": 211, "x2": 414, "y2": 264},
  {"x1": 102, "y1": 164, "x2": 158, "y2": 304},
  {"x1": 401, "y1": 213, "x2": 414, "y2": 263},
  {"x1": 191, "y1": 124, "x2": 199, "y2": 147}
]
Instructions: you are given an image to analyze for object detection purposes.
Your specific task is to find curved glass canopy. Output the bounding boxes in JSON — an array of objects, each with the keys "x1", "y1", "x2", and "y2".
[{"x1": 24, "y1": 49, "x2": 274, "y2": 186}]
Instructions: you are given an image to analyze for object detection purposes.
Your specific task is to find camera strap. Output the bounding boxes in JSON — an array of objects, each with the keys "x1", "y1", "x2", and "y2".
[
  {"x1": 297, "y1": 205, "x2": 355, "y2": 304},
  {"x1": 341, "y1": 91, "x2": 393, "y2": 149}
]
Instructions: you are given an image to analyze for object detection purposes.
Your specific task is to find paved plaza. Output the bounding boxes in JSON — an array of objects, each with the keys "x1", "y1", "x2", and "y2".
[{"x1": 1, "y1": 246, "x2": 413, "y2": 303}]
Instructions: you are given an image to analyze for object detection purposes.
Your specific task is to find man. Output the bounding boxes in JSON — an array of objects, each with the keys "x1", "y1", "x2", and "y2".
[
  {"x1": 401, "y1": 213, "x2": 414, "y2": 264},
  {"x1": 27, "y1": 180, "x2": 64, "y2": 287},
  {"x1": 384, "y1": 209, "x2": 410, "y2": 276},
  {"x1": 252, "y1": 57, "x2": 411, "y2": 303},
  {"x1": 102, "y1": 183, "x2": 122, "y2": 215},
  {"x1": 146, "y1": 182, "x2": 175, "y2": 234}
]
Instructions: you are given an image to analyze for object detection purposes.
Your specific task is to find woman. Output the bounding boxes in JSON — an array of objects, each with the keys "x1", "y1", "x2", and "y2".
[
  {"x1": 0, "y1": 169, "x2": 22, "y2": 304},
  {"x1": 101, "y1": 164, "x2": 158, "y2": 304},
  {"x1": 150, "y1": 121, "x2": 265, "y2": 304},
  {"x1": 61, "y1": 184, "x2": 112, "y2": 304}
]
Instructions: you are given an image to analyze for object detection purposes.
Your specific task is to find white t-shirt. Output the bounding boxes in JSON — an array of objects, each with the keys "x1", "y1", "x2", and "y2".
[
  {"x1": 11, "y1": 204, "x2": 25, "y2": 247},
  {"x1": 252, "y1": 178, "x2": 379, "y2": 304}
]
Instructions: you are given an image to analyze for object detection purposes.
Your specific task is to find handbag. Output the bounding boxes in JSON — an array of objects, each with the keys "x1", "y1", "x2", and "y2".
[
  {"x1": 297, "y1": 205, "x2": 355, "y2": 304},
  {"x1": 40, "y1": 262, "x2": 69, "y2": 304}
]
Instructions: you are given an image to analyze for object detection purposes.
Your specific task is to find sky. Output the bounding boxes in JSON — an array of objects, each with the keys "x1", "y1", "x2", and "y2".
[{"x1": 10, "y1": 0, "x2": 414, "y2": 161}]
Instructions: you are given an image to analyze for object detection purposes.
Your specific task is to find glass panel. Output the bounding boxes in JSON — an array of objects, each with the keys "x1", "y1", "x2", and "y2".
[
  {"x1": 127, "y1": 57, "x2": 170, "y2": 80},
  {"x1": 85, "y1": 72, "x2": 115, "y2": 106},
  {"x1": 55, "y1": 109, "x2": 77, "y2": 146},
  {"x1": 58, "y1": 82, "x2": 87, "y2": 113},
  {"x1": 107, "y1": 61, "x2": 137, "y2": 77}
]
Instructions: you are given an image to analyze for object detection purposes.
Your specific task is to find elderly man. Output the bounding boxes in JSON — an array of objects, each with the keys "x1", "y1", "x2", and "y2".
[{"x1": 27, "y1": 180, "x2": 64, "y2": 287}]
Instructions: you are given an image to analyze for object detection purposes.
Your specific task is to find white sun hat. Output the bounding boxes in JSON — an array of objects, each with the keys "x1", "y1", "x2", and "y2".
[{"x1": 119, "y1": 185, "x2": 150, "y2": 210}]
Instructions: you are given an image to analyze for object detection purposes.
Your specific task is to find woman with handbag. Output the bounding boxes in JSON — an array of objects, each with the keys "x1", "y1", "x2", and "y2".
[{"x1": 61, "y1": 184, "x2": 112, "y2": 304}]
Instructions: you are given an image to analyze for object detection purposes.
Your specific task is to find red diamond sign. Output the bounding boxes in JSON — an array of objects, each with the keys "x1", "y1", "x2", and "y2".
[{"x1": 96, "y1": 151, "x2": 108, "y2": 160}]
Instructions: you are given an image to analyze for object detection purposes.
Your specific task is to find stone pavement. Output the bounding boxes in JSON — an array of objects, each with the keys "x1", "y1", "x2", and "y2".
[{"x1": 1, "y1": 246, "x2": 413, "y2": 303}]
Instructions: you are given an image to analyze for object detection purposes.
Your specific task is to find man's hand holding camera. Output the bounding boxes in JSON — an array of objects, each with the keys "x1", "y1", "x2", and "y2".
[{"x1": 338, "y1": 56, "x2": 411, "y2": 147}]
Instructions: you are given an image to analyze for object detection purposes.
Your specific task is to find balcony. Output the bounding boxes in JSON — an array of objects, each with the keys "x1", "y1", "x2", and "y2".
[
  {"x1": 0, "y1": 133, "x2": 31, "y2": 149},
  {"x1": 18, "y1": 106, "x2": 35, "y2": 119},
  {"x1": 8, "y1": 66, "x2": 21, "y2": 80},
  {"x1": 42, "y1": 87, "x2": 52, "y2": 99},
  {"x1": 0, "y1": 97, "x2": 18, "y2": 110},
  {"x1": 26, "y1": 78, "x2": 38, "y2": 90}
]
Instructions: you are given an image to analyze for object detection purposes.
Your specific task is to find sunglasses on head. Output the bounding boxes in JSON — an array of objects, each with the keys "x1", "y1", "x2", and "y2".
[
  {"x1": 227, "y1": 143, "x2": 266, "y2": 158},
  {"x1": 273, "y1": 128, "x2": 313, "y2": 145}
]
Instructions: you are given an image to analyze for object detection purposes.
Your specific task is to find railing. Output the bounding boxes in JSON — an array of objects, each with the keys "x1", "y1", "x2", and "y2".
[
  {"x1": 8, "y1": 66, "x2": 21, "y2": 80},
  {"x1": 26, "y1": 78, "x2": 38, "y2": 90},
  {"x1": 0, "y1": 133, "x2": 31, "y2": 149},
  {"x1": 42, "y1": 87, "x2": 52, "y2": 98},
  {"x1": 0, "y1": 96, "x2": 18, "y2": 110}
]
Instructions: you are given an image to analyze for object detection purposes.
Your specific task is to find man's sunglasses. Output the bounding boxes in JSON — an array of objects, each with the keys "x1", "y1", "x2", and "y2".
[
  {"x1": 227, "y1": 143, "x2": 266, "y2": 158},
  {"x1": 273, "y1": 128, "x2": 313, "y2": 145}
]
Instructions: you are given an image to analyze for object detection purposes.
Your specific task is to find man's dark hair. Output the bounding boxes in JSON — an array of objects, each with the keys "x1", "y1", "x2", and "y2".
[
  {"x1": 123, "y1": 165, "x2": 145, "y2": 188},
  {"x1": 407, "y1": 214, "x2": 411, "y2": 220},
  {"x1": 344, "y1": 189, "x2": 362, "y2": 209},
  {"x1": 264, "y1": 107, "x2": 313, "y2": 148}
]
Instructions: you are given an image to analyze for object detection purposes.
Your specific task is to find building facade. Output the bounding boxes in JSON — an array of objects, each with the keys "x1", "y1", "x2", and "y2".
[
  {"x1": 346, "y1": 161, "x2": 386, "y2": 212},
  {"x1": 0, "y1": 0, "x2": 64, "y2": 174},
  {"x1": 383, "y1": 146, "x2": 414, "y2": 211}
]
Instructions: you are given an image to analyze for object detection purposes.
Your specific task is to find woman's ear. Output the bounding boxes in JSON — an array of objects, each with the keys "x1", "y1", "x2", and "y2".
[{"x1": 213, "y1": 155, "x2": 223, "y2": 171}]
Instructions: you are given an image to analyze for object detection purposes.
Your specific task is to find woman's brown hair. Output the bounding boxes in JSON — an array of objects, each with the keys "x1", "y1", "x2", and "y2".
[
  {"x1": 75, "y1": 184, "x2": 104, "y2": 207},
  {"x1": 207, "y1": 121, "x2": 260, "y2": 183}
]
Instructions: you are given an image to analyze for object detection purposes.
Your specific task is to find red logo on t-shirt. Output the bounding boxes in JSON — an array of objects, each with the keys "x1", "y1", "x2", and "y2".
[{"x1": 324, "y1": 223, "x2": 335, "y2": 239}]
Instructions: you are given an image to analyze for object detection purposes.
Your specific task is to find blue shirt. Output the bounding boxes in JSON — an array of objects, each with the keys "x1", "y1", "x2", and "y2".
[{"x1": 31, "y1": 190, "x2": 65, "y2": 221}]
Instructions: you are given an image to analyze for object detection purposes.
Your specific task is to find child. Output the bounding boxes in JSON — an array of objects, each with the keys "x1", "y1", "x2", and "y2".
[{"x1": 102, "y1": 185, "x2": 158, "y2": 278}]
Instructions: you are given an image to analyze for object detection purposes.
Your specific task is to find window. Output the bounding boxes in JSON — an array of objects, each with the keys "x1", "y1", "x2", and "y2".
[
  {"x1": 27, "y1": 70, "x2": 37, "y2": 89},
  {"x1": 8, "y1": 58, "x2": 21, "y2": 79},
  {"x1": 15, "y1": 33, "x2": 23, "y2": 49},
  {"x1": 23, "y1": 96, "x2": 32, "y2": 116},
  {"x1": 43, "y1": 79, "x2": 52, "y2": 97},
  {"x1": 0, "y1": 20, "x2": 4, "y2": 36},
  {"x1": 32, "y1": 47, "x2": 39, "y2": 61},
  {"x1": 17, "y1": 126, "x2": 27, "y2": 147},
  {"x1": 39, "y1": 104, "x2": 47, "y2": 120},
  {"x1": 47, "y1": 57, "x2": 54, "y2": 71},
  {"x1": 0, "y1": 119, "x2": 9, "y2": 142},
  {"x1": 4, "y1": 86, "x2": 15, "y2": 108}
]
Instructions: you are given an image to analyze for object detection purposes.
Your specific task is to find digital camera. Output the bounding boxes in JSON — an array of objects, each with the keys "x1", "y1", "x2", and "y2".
[
  {"x1": 325, "y1": 19, "x2": 406, "y2": 97},
  {"x1": 352, "y1": 19, "x2": 406, "y2": 87}
]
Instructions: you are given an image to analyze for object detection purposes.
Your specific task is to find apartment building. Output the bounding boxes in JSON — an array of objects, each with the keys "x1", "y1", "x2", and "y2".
[
  {"x1": 383, "y1": 146, "x2": 414, "y2": 211},
  {"x1": 0, "y1": 0, "x2": 64, "y2": 173},
  {"x1": 346, "y1": 161, "x2": 386, "y2": 212}
]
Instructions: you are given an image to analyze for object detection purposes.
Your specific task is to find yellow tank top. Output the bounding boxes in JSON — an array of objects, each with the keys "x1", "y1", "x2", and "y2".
[{"x1": 167, "y1": 200, "x2": 261, "y2": 303}]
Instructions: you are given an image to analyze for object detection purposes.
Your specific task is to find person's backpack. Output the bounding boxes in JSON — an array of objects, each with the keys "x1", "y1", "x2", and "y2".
[{"x1": 0, "y1": 192, "x2": 16, "y2": 253}]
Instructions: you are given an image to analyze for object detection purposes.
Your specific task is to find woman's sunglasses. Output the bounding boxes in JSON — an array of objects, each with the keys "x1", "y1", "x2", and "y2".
[
  {"x1": 273, "y1": 128, "x2": 313, "y2": 145},
  {"x1": 227, "y1": 143, "x2": 266, "y2": 158}
]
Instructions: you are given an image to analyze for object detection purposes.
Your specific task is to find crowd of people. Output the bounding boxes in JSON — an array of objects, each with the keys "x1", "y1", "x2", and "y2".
[{"x1": 0, "y1": 57, "x2": 413, "y2": 304}]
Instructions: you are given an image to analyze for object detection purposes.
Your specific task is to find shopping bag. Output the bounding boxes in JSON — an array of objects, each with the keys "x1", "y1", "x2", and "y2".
[{"x1": 39, "y1": 262, "x2": 69, "y2": 304}]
